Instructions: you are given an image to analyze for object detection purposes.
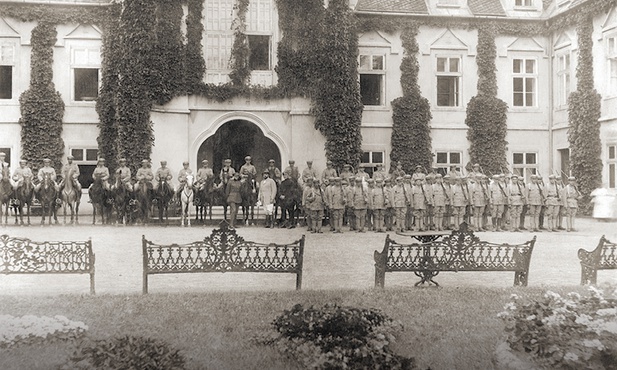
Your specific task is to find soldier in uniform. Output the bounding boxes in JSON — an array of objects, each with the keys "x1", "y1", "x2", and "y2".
[
  {"x1": 392, "y1": 177, "x2": 409, "y2": 233},
  {"x1": 507, "y1": 175, "x2": 526, "y2": 232},
  {"x1": 11, "y1": 160, "x2": 33, "y2": 190},
  {"x1": 424, "y1": 173, "x2": 435, "y2": 229},
  {"x1": 258, "y1": 169, "x2": 277, "y2": 228},
  {"x1": 449, "y1": 165, "x2": 462, "y2": 179},
  {"x1": 442, "y1": 174, "x2": 453, "y2": 229},
  {"x1": 383, "y1": 178, "x2": 395, "y2": 231},
  {"x1": 327, "y1": 177, "x2": 346, "y2": 233},
  {"x1": 176, "y1": 161, "x2": 193, "y2": 195},
  {"x1": 220, "y1": 159, "x2": 235, "y2": 186},
  {"x1": 526, "y1": 174, "x2": 544, "y2": 232},
  {"x1": 136, "y1": 160, "x2": 154, "y2": 190},
  {"x1": 35, "y1": 158, "x2": 59, "y2": 192},
  {"x1": 339, "y1": 164, "x2": 353, "y2": 183},
  {"x1": 278, "y1": 172, "x2": 297, "y2": 228},
  {"x1": 60, "y1": 155, "x2": 81, "y2": 192},
  {"x1": 154, "y1": 160, "x2": 173, "y2": 190},
  {"x1": 373, "y1": 163, "x2": 388, "y2": 182},
  {"x1": 283, "y1": 160, "x2": 300, "y2": 183},
  {"x1": 196, "y1": 160, "x2": 214, "y2": 186},
  {"x1": 470, "y1": 174, "x2": 488, "y2": 231},
  {"x1": 351, "y1": 177, "x2": 369, "y2": 232},
  {"x1": 544, "y1": 175, "x2": 562, "y2": 232},
  {"x1": 345, "y1": 176, "x2": 356, "y2": 230},
  {"x1": 564, "y1": 176, "x2": 582, "y2": 232},
  {"x1": 450, "y1": 176, "x2": 468, "y2": 231},
  {"x1": 321, "y1": 160, "x2": 337, "y2": 183},
  {"x1": 411, "y1": 177, "x2": 430, "y2": 231},
  {"x1": 302, "y1": 161, "x2": 318, "y2": 184},
  {"x1": 92, "y1": 158, "x2": 110, "y2": 190},
  {"x1": 356, "y1": 166, "x2": 370, "y2": 181},
  {"x1": 225, "y1": 172, "x2": 242, "y2": 228},
  {"x1": 489, "y1": 174, "x2": 507, "y2": 231},
  {"x1": 115, "y1": 158, "x2": 132, "y2": 191},
  {"x1": 239, "y1": 156, "x2": 257, "y2": 183},
  {"x1": 432, "y1": 174, "x2": 449, "y2": 231},
  {"x1": 390, "y1": 161, "x2": 405, "y2": 179},
  {"x1": 266, "y1": 159, "x2": 282, "y2": 185},
  {"x1": 0, "y1": 152, "x2": 9, "y2": 182},
  {"x1": 403, "y1": 175, "x2": 413, "y2": 230},
  {"x1": 306, "y1": 179, "x2": 325, "y2": 233},
  {"x1": 365, "y1": 179, "x2": 375, "y2": 230},
  {"x1": 302, "y1": 177, "x2": 314, "y2": 231},
  {"x1": 411, "y1": 165, "x2": 426, "y2": 182},
  {"x1": 370, "y1": 178, "x2": 387, "y2": 232}
]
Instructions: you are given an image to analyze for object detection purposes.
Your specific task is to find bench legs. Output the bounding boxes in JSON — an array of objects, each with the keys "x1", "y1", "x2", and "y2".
[
  {"x1": 414, "y1": 271, "x2": 440, "y2": 286},
  {"x1": 580, "y1": 265, "x2": 598, "y2": 285},
  {"x1": 513, "y1": 271, "x2": 529, "y2": 287}
]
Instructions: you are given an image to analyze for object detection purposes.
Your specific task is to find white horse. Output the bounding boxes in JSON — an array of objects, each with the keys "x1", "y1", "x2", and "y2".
[{"x1": 180, "y1": 174, "x2": 194, "y2": 227}]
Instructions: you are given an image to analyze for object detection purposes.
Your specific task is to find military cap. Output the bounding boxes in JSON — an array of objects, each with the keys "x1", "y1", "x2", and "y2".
[
  {"x1": 384, "y1": 178, "x2": 392, "y2": 182},
  {"x1": 268, "y1": 159, "x2": 275, "y2": 163},
  {"x1": 241, "y1": 174, "x2": 248, "y2": 178},
  {"x1": 511, "y1": 174, "x2": 518, "y2": 179},
  {"x1": 224, "y1": 158, "x2": 232, "y2": 163},
  {"x1": 404, "y1": 174, "x2": 412, "y2": 179},
  {"x1": 119, "y1": 158, "x2": 126, "y2": 162},
  {"x1": 0, "y1": 152, "x2": 5, "y2": 156},
  {"x1": 289, "y1": 159, "x2": 295, "y2": 164},
  {"x1": 530, "y1": 174, "x2": 537, "y2": 179},
  {"x1": 244, "y1": 155, "x2": 251, "y2": 160},
  {"x1": 367, "y1": 179, "x2": 375, "y2": 183},
  {"x1": 426, "y1": 173, "x2": 435, "y2": 179},
  {"x1": 329, "y1": 176, "x2": 336, "y2": 181},
  {"x1": 306, "y1": 160, "x2": 313, "y2": 164},
  {"x1": 202, "y1": 159, "x2": 209, "y2": 164},
  {"x1": 341, "y1": 180, "x2": 348, "y2": 185},
  {"x1": 98, "y1": 158, "x2": 106, "y2": 163},
  {"x1": 141, "y1": 159, "x2": 149, "y2": 164},
  {"x1": 499, "y1": 173, "x2": 505, "y2": 178},
  {"x1": 43, "y1": 158, "x2": 51, "y2": 163},
  {"x1": 355, "y1": 177, "x2": 363, "y2": 182},
  {"x1": 548, "y1": 174, "x2": 556, "y2": 179},
  {"x1": 262, "y1": 169, "x2": 269, "y2": 174},
  {"x1": 326, "y1": 160, "x2": 333, "y2": 164},
  {"x1": 67, "y1": 155, "x2": 74, "y2": 160},
  {"x1": 443, "y1": 174, "x2": 451, "y2": 179},
  {"x1": 435, "y1": 173, "x2": 443, "y2": 178},
  {"x1": 492, "y1": 175, "x2": 500, "y2": 179},
  {"x1": 568, "y1": 176, "x2": 576, "y2": 181},
  {"x1": 313, "y1": 179, "x2": 320, "y2": 184},
  {"x1": 19, "y1": 159, "x2": 27, "y2": 164},
  {"x1": 396, "y1": 176, "x2": 403, "y2": 181},
  {"x1": 160, "y1": 160, "x2": 167, "y2": 164},
  {"x1": 349, "y1": 176, "x2": 356, "y2": 182},
  {"x1": 375, "y1": 178, "x2": 383, "y2": 182},
  {"x1": 182, "y1": 161, "x2": 189, "y2": 165},
  {"x1": 473, "y1": 163, "x2": 480, "y2": 167},
  {"x1": 334, "y1": 177, "x2": 341, "y2": 181},
  {"x1": 415, "y1": 165, "x2": 423, "y2": 170},
  {"x1": 343, "y1": 164, "x2": 351, "y2": 168}
]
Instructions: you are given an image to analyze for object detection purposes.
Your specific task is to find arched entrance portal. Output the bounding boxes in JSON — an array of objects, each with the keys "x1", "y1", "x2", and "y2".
[{"x1": 197, "y1": 120, "x2": 281, "y2": 180}]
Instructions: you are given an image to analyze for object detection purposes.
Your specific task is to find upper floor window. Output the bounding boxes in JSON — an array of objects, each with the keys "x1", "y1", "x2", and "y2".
[
  {"x1": 247, "y1": 0, "x2": 272, "y2": 33},
  {"x1": 608, "y1": 36, "x2": 617, "y2": 96},
  {"x1": 556, "y1": 52, "x2": 571, "y2": 106},
  {"x1": 436, "y1": 56, "x2": 461, "y2": 107},
  {"x1": 513, "y1": 58, "x2": 536, "y2": 107},
  {"x1": 0, "y1": 41, "x2": 15, "y2": 100},
  {"x1": 515, "y1": 0, "x2": 533, "y2": 6},
  {"x1": 71, "y1": 47, "x2": 100, "y2": 102},
  {"x1": 359, "y1": 54, "x2": 385, "y2": 106},
  {"x1": 248, "y1": 35, "x2": 270, "y2": 71}
]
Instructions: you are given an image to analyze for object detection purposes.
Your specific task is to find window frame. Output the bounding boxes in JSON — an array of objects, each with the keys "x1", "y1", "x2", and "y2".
[
  {"x1": 555, "y1": 51, "x2": 572, "y2": 107},
  {"x1": 70, "y1": 147, "x2": 99, "y2": 189},
  {"x1": 70, "y1": 46, "x2": 100, "y2": 103},
  {"x1": 608, "y1": 144, "x2": 617, "y2": 188},
  {"x1": 434, "y1": 151, "x2": 463, "y2": 176},
  {"x1": 358, "y1": 52, "x2": 386, "y2": 107},
  {"x1": 512, "y1": 57, "x2": 538, "y2": 108},
  {"x1": 435, "y1": 55, "x2": 462, "y2": 108},
  {"x1": 0, "y1": 39, "x2": 17, "y2": 101},
  {"x1": 360, "y1": 150, "x2": 385, "y2": 177},
  {"x1": 512, "y1": 152, "x2": 538, "y2": 183},
  {"x1": 607, "y1": 35, "x2": 617, "y2": 97}
]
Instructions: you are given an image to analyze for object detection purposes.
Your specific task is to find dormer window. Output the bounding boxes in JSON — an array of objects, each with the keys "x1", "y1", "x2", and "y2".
[{"x1": 515, "y1": 0, "x2": 533, "y2": 7}]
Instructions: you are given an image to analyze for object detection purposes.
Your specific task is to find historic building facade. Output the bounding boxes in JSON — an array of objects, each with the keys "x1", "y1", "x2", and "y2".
[{"x1": 0, "y1": 0, "x2": 616, "y2": 189}]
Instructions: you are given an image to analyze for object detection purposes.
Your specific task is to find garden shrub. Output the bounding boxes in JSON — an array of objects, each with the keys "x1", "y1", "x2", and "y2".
[
  {"x1": 64, "y1": 335, "x2": 186, "y2": 370},
  {"x1": 499, "y1": 286, "x2": 617, "y2": 369},
  {"x1": 257, "y1": 303, "x2": 416, "y2": 369}
]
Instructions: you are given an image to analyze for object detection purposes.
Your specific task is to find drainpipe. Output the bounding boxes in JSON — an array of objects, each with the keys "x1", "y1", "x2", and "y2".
[{"x1": 548, "y1": 32, "x2": 554, "y2": 175}]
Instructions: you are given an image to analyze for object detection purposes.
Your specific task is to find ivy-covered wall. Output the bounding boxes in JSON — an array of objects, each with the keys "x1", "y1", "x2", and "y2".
[{"x1": 19, "y1": 23, "x2": 65, "y2": 174}]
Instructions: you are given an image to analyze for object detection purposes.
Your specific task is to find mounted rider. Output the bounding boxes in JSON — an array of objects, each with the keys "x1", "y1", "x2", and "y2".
[
  {"x1": 136, "y1": 159, "x2": 154, "y2": 190},
  {"x1": 219, "y1": 158, "x2": 235, "y2": 187},
  {"x1": 35, "y1": 158, "x2": 59, "y2": 192},
  {"x1": 115, "y1": 158, "x2": 132, "y2": 191},
  {"x1": 60, "y1": 155, "x2": 81, "y2": 192},
  {"x1": 239, "y1": 156, "x2": 257, "y2": 183},
  {"x1": 176, "y1": 161, "x2": 193, "y2": 195},
  {"x1": 266, "y1": 159, "x2": 282, "y2": 185},
  {"x1": 154, "y1": 160, "x2": 173, "y2": 190},
  {"x1": 91, "y1": 158, "x2": 110, "y2": 190},
  {"x1": 11, "y1": 159, "x2": 33, "y2": 191},
  {"x1": 0, "y1": 152, "x2": 9, "y2": 182}
]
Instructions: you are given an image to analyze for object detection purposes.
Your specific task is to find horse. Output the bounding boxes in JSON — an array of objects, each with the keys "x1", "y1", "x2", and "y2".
[
  {"x1": 240, "y1": 177, "x2": 258, "y2": 226},
  {"x1": 89, "y1": 177, "x2": 112, "y2": 225},
  {"x1": 37, "y1": 172, "x2": 59, "y2": 225},
  {"x1": 180, "y1": 174, "x2": 194, "y2": 227},
  {"x1": 278, "y1": 178, "x2": 302, "y2": 228},
  {"x1": 59, "y1": 168, "x2": 80, "y2": 225},
  {"x1": 194, "y1": 175, "x2": 216, "y2": 224},
  {"x1": 154, "y1": 178, "x2": 174, "y2": 224},
  {"x1": 111, "y1": 174, "x2": 133, "y2": 225},
  {"x1": 134, "y1": 179, "x2": 151, "y2": 225},
  {"x1": 12, "y1": 177, "x2": 35, "y2": 225},
  {"x1": 0, "y1": 168, "x2": 12, "y2": 225}
]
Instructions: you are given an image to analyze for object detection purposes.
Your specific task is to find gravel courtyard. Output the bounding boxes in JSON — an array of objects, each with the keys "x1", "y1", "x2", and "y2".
[{"x1": 1, "y1": 217, "x2": 616, "y2": 295}]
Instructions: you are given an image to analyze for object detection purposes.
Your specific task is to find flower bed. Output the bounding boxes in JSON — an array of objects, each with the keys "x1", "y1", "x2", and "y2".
[
  {"x1": 498, "y1": 286, "x2": 617, "y2": 369},
  {"x1": 0, "y1": 314, "x2": 88, "y2": 348}
]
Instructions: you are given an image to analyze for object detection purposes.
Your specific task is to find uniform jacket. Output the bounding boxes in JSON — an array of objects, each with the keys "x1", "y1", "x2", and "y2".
[
  {"x1": 526, "y1": 182, "x2": 544, "y2": 206},
  {"x1": 196, "y1": 167, "x2": 214, "y2": 182},
  {"x1": 351, "y1": 186, "x2": 368, "y2": 210},
  {"x1": 267, "y1": 166, "x2": 281, "y2": 183},
  {"x1": 239, "y1": 164, "x2": 257, "y2": 180},
  {"x1": 306, "y1": 187, "x2": 325, "y2": 211},
  {"x1": 13, "y1": 167, "x2": 33, "y2": 182},
  {"x1": 225, "y1": 179, "x2": 242, "y2": 204},
  {"x1": 470, "y1": 182, "x2": 487, "y2": 207},
  {"x1": 61, "y1": 163, "x2": 80, "y2": 179},
  {"x1": 302, "y1": 167, "x2": 318, "y2": 183},
  {"x1": 545, "y1": 182, "x2": 562, "y2": 206},
  {"x1": 411, "y1": 184, "x2": 428, "y2": 209},
  {"x1": 490, "y1": 182, "x2": 508, "y2": 205},
  {"x1": 565, "y1": 184, "x2": 580, "y2": 208},
  {"x1": 321, "y1": 168, "x2": 337, "y2": 182},
  {"x1": 508, "y1": 182, "x2": 526, "y2": 206},
  {"x1": 392, "y1": 184, "x2": 408, "y2": 208},
  {"x1": 371, "y1": 186, "x2": 387, "y2": 210},
  {"x1": 178, "y1": 168, "x2": 193, "y2": 184},
  {"x1": 92, "y1": 166, "x2": 110, "y2": 182},
  {"x1": 373, "y1": 170, "x2": 388, "y2": 182},
  {"x1": 328, "y1": 185, "x2": 346, "y2": 210},
  {"x1": 258, "y1": 177, "x2": 277, "y2": 205},
  {"x1": 136, "y1": 168, "x2": 154, "y2": 182},
  {"x1": 37, "y1": 166, "x2": 57, "y2": 182},
  {"x1": 220, "y1": 166, "x2": 235, "y2": 185},
  {"x1": 432, "y1": 182, "x2": 450, "y2": 207}
]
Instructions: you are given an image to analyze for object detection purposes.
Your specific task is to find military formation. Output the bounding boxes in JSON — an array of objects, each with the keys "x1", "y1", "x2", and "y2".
[{"x1": 0, "y1": 152, "x2": 584, "y2": 232}]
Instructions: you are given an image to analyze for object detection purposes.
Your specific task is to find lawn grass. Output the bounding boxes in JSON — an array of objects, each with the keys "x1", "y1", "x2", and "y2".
[{"x1": 0, "y1": 286, "x2": 589, "y2": 370}]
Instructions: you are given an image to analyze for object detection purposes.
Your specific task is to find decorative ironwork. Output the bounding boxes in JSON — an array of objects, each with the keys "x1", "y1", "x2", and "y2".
[
  {"x1": 374, "y1": 223, "x2": 536, "y2": 287},
  {"x1": 142, "y1": 220, "x2": 305, "y2": 293},
  {"x1": 0, "y1": 234, "x2": 95, "y2": 294},
  {"x1": 395, "y1": 229, "x2": 450, "y2": 243},
  {"x1": 578, "y1": 235, "x2": 617, "y2": 285}
]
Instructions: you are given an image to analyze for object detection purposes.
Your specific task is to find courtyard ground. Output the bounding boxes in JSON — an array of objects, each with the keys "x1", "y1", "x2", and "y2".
[{"x1": 0, "y1": 216, "x2": 616, "y2": 295}]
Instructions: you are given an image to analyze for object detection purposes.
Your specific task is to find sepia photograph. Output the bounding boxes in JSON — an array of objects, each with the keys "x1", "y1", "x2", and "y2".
[{"x1": 0, "y1": 0, "x2": 616, "y2": 368}]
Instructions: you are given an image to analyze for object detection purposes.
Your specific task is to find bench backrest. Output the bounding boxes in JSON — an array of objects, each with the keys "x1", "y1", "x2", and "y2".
[
  {"x1": 142, "y1": 221, "x2": 305, "y2": 293},
  {"x1": 0, "y1": 234, "x2": 95, "y2": 294},
  {"x1": 578, "y1": 235, "x2": 617, "y2": 270},
  {"x1": 383, "y1": 226, "x2": 536, "y2": 272}
]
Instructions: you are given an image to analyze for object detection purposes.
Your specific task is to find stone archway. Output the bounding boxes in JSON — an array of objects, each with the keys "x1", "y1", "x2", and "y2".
[{"x1": 197, "y1": 120, "x2": 281, "y2": 179}]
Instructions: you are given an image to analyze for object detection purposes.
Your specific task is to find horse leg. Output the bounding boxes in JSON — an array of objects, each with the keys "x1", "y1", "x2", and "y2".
[
  {"x1": 187, "y1": 202, "x2": 191, "y2": 227},
  {"x1": 75, "y1": 201, "x2": 79, "y2": 224}
]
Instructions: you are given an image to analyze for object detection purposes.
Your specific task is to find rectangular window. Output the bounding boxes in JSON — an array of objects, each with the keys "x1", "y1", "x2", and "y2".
[
  {"x1": 360, "y1": 151, "x2": 385, "y2": 177},
  {"x1": 512, "y1": 152, "x2": 537, "y2": 182},
  {"x1": 557, "y1": 53, "x2": 571, "y2": 106},
  {"x1": 608, "y1": 36, "x2": 617, "y2": 96},
  {"x1": 206, "y1": 0, "x2": 234, "y2": 31},
  {"x1": 247, "y1": 0, "x2": 272, "y2": 33},
  {"x1": 359, "y1": 54, "x2": 385, "y2": 106},
  {"x1": 71, "y1": 148, "x2": 98, "y2": 188},
  {"x1": 436, "y1": 56, "x2": 461, "y2": 107},
  {"x1": 0, "y1": 42, "x2": 15, "y2": 100},
  {"x1": 71, "y1": 47, "x2": 100, "y2": 102},
  {"x1": 515, "y1": 0, "x2": 533, "y2": 6},
  {"x1": 608, "y1": 145, "x2": 617, "y2": 188},
  {"x1": 435, "y1": 151, "x2": 462, "y2": 176},
  {"x1": 248, "y1": 35, "x2": 270, "y2": 71},
  {"x1": 206, "y1": 34, "x2": 233, "y2": 71},
  {"x1": 513, "y1": 58, "x2": 536, "y2": 107}
]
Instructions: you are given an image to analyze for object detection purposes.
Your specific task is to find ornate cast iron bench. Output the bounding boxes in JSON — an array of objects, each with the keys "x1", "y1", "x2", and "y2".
[
  {"x1": 578, "y1": 236, "x2": 617, "y2": 285},
  {"x1": 374, "y1": 223, "x2": 536, "y2": 288},
  {"x1": 142, "y1": 221, "x2": 305, "y2": 293},
  {"x1": 0, "y1": 234, "x2": 95, "y2": 294}
]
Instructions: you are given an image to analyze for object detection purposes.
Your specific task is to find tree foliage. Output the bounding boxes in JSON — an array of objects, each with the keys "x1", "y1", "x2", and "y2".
[
  {"x1": 19, "y1": 23, "x2": 65, "y2": 174},
  {"x1": 390, "y1": 26, "x2": 433, "y2": 173},
  {"x1": 465, "y1": 26, "x2": 508, "y2": 175}
]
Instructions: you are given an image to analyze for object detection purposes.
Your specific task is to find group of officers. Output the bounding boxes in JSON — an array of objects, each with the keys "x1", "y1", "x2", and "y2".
[{"x1": 0, "y1": 152, "x2": 584, "y2": 233}]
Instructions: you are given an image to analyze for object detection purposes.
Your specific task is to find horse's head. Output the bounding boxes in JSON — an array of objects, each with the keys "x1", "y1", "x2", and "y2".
[{"x1": 186, "y1": 174, "x2": 194, "y2": 187}]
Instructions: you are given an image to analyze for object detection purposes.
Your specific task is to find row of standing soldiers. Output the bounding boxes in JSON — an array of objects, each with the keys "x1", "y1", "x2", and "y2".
[{"x1": 297, "y1": 163, "x2": 583, "y2": 234}]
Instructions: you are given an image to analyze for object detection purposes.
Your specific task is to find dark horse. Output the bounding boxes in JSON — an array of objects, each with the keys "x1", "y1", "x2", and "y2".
[
  {"x1": 112, "y1": 174, "x2": 133, "y2": 225},
  {"x1": 89, "y1": 177, "x2": 112, "y2": 224},
  {"x1": 134, "y1": 179, "x2": 151, "y2": 225},
  {"x1": 0, "y1": 167, "x2": 13, "y2": 225},
  {"x1": 154, "y1": 178, "x2": 174, "y2": 224},
  {"x1": 37, "y1": 172, "x2": 58, "y2": 225},
  {"x1": 278, "y1": 178, "x2": 302, "y2": 228},
  {"x1": 194, "y1": 176, "x2": 216, "y2": 224},
  {"x1": 12, "y1": 176, "x2": 35, "y2": 225},
  {"x1": 240, "y1": 177, "x2": 258, "y2": 226}
]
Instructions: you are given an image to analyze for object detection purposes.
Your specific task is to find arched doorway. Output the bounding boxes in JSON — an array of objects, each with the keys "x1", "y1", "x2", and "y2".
[{"x1": 197, "y1": 120, "x2": 281, "y2": 180}]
